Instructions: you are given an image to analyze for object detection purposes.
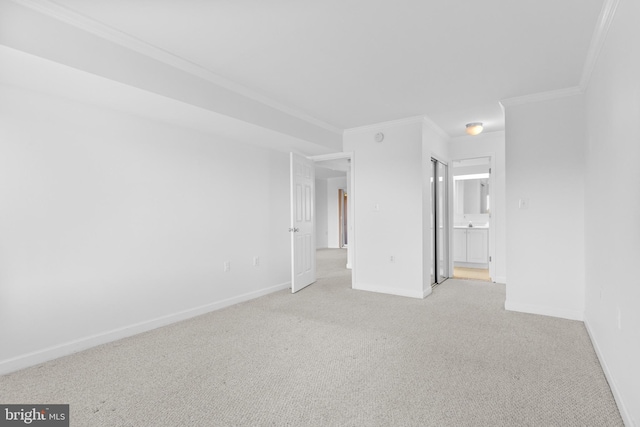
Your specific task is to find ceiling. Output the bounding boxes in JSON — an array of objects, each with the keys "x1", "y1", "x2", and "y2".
[
  {"x1": 315, "y1": 158, "x2": 350, "y2": 180},
  {"x1": 42, "y1": 0, "x2": 605, "y2": 137}
]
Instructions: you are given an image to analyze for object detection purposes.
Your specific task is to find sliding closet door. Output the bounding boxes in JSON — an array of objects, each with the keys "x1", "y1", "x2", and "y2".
[
  {"x1": 436, "y1": 161, "x2": 449, "y2": 283},
  {"x1": 431, "y1": 158, "x2": 449, "y2": 286},
  {"x1": 430, "y1": 160, "x2": 436, "y2": 285}
]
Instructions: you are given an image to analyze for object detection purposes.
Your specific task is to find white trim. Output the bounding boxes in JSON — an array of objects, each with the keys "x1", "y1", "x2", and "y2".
[
  {"x1": 453, "y1": 173, "x2": 490, "y2": 181},
  {"x1": 349, "y1": 153, "x2": 356, "y2": 289},
  {"x1": 584, "y1": 316, "x2": 635, "y2": 427},
  {"x1": 423, "y1": 286, "x2": 433, "y2": 298},
  {"x1": 494, "y1": 276, "x2": 507, "y2": 284},
  {"x1": 579, "y1": 0, "x2": 621, "y2": 88},
  {"x1": 421, "y1": 116, "x2": 451, "y2": 141},
  {"x1": 10, "y1": 0, "x2": 621, "y2": 134},
  {"x1": 499, "y1": 0, "x2": 619, "y2": 109},
  {"x1": 450, "y1": 152, "x2": 497, "y2": 285},
  {"x1": 309, "y1": 152, "x2": 352, "y2": 162},
  {"x1": 0, "y1": 281, "x2": 290, "y2": 375},
  {"x1": 488, "y1": 154, "x2": 497, "y2": 285},
  {"x1": 341, "y1": 114, "x2": 449, "y2": 140},
  {"x1": 353, "y1": 283, "x2": 425, "y2": 299},
  {"x1": 8, "y1": 0, "x2": 342, "y2": 135},
  {"x1": 499, "y1": 86, "x2": 583, "y2": 108},
  {"x1": 504, "y1": 300, "x2": 583, "y2": 321},
  {"x1": 454, "y1": 261, "x2": 489, "y2": 269},
  {"x1": 343, "y1": 115, "x2": 426, "y2": 135},
  {"x1": 310, "y1": 152, "x2": 356, "y2": 290}
]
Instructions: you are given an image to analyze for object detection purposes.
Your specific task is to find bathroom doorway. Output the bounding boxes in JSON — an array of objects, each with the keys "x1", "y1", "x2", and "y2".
[{"x1": 452, "y1": 157, "x2": 491, "y2": 281}]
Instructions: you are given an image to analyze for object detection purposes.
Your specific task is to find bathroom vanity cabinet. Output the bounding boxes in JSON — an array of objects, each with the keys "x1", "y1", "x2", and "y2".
[{"x1": 453, "y1": 228, "x2": 488, "y2": 265}]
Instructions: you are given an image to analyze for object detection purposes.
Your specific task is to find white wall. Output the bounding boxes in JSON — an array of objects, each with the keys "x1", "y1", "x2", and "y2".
[
  {"x1": 315, "y1": 179, "x2": 329, "y2": 248},
  {"x1": 450, "y1": 131, "x2": 506, "y2": 283},
  {"x1": 344, "y1": 120, "x2": 425, "y2": 298},
  {"x1": 583, "y1": 0, "x2": 640, "y2": 423},
  {"x1": 314, "y1": 175, "x2": 347, "y2": 249},
  {"x1": 326, "y1": 176, "x2": 347, "y2": 248},
  {"x1": 0, "y1": 0, "x2": 342, "y2": 152},
  {"x1": 503, "y1": 96, "x2": 586, "y2": 320},
  {"x1": 0, "y1": 83, "x2": 291, "y2": 373},
  {"x1": 344, "y1": 118, "x2": 448, "y2": 298}
]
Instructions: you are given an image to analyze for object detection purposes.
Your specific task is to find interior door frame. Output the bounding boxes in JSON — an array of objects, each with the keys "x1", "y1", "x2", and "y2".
[
  {"x1": 449, "y1": 153, "x2": 496, "y2": 282},
  {"x1": 309, "y1": 152, "x2": 355, "y2": 289},
  {"x1": 338, "y1": 189, "x2": 347, "y2": 248}
]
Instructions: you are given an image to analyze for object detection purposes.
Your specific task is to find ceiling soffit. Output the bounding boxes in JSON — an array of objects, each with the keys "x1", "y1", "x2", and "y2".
[{"x1": 6, "y1": 0, "x2": 620, "y2": 138}]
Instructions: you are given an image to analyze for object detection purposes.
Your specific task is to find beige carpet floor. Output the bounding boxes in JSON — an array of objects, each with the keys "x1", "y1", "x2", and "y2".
[{"x1": 0, "y1": 249, "x2": 623, "y2": 426}]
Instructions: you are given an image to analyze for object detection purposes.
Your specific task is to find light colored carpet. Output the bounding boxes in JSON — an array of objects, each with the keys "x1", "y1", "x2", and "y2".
[
  {"x1": 453, "y1": 266, "x2": 491, "y2": 281},
  {"x1": 0, "y1": 249, "x2": 623, "y2": 426}
]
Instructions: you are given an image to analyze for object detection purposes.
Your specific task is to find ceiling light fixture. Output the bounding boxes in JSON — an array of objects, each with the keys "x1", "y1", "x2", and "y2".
[{"x1": 465, "y1": 122, "x2": 484, "y2": 136}]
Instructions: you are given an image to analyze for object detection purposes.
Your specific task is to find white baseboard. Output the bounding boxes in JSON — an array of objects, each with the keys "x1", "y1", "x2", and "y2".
[
  {"x1": 455, "y1": 261, "x2": 489, "y2": 269},
  {"x1": 494, "y1": 276, "x2": 507, "y2": 284},
  {"x1": 504, "y1": 300, "x2": 584, "y2": 321},
  {"x1": 0, "y1": 281, "x2": 291, "y2": 376},
  {"x1": 353, "y1": 282, "x2": 424, "y2": 299},
  {"x1": 423, "y1": 286, "x2": 433, "y2": 298},
  {"x1": 584, "y1": 316, "x2": 635, "y2": 427}
]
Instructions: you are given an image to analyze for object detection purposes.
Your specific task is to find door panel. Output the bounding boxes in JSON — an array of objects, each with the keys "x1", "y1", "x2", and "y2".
[
  {"x1": 466, "y1": 229, "x2": 488, "y2": 264},
  {"x1": 290, "y1": 153, "x2": 316, "y2": 293},
  {"x1": 430, "y1": 159, "x2": 449, "y2": 286},
  {"x1": 430, "y1": 160, "x2": 436, "y2": 285},
  {"x1": 453, "y1": 229, "x2": 467, "y2": 262},
  {"x1": 437, "y1": 161, "x2": 448, "y2": 282}
]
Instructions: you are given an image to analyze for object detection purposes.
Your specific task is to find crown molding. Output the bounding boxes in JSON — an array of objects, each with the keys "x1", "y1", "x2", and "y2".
[
  {"x1": 579, "y1": 0, "x2": 620, "y2": 88},
  {"x1": 499, "y1": 86, "x2": 583, "y2": 108},
  {"x1": 421, "y1": 116, "x2": 451, "y2": 141},
  {"x1": 343, "y1": 115, "x2": 427, "y2": 135},
  {"x1": 500, "y1": 0, "x2": 619, "y2": 109},
  {"x1": 343, "y1": 115, "x2": 450, "y2": 141},
  {"x1": 9, "y1": 0, "x2": 343, "y2": 135}
]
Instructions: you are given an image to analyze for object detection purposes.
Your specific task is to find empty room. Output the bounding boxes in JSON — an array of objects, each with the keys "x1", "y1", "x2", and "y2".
[{"x1": 1, "y1": 0, "x2": 638, "y2": 426}]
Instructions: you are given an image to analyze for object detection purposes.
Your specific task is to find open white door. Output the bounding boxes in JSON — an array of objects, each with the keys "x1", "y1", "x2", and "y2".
[{"x1": 290, "y1": 152, "x2": 316, "y2": 293}]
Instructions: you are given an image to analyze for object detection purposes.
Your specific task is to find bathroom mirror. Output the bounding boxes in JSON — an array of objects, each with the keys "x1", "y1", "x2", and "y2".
[{"x1": 454, "y1": 176, "x2": 490, "y2": 214}]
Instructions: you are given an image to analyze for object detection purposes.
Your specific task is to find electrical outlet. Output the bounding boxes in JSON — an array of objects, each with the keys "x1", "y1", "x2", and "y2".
[
  {"x1": 224, "y1": 261, "x2": 231, "y2": 272},
  {"x1": 390, "y1": 255, "x2": 395, "y2": 263},
  {"x1": 253, "y1": 256, "x2": 260, "y2": 267}
]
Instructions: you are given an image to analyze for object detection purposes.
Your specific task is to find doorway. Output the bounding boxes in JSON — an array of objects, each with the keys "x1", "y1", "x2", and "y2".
[
  {"x1": 311, "y1": 153, "x2": 354, "y2": 285},
  {"x1": 338, "y1": 189, "x2": 348, "y2": 248},
  {"x1": 289, "y1": 152, "x2": 355, "y2": 293},
  {"x1": 452, "y1": 157, "x2": 492, "y2": 281}
]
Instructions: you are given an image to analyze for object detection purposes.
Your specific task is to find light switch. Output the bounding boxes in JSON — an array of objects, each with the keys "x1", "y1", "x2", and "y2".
[{"x1": 518, "y1": 198, "x2": 529, "y2": 209}]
